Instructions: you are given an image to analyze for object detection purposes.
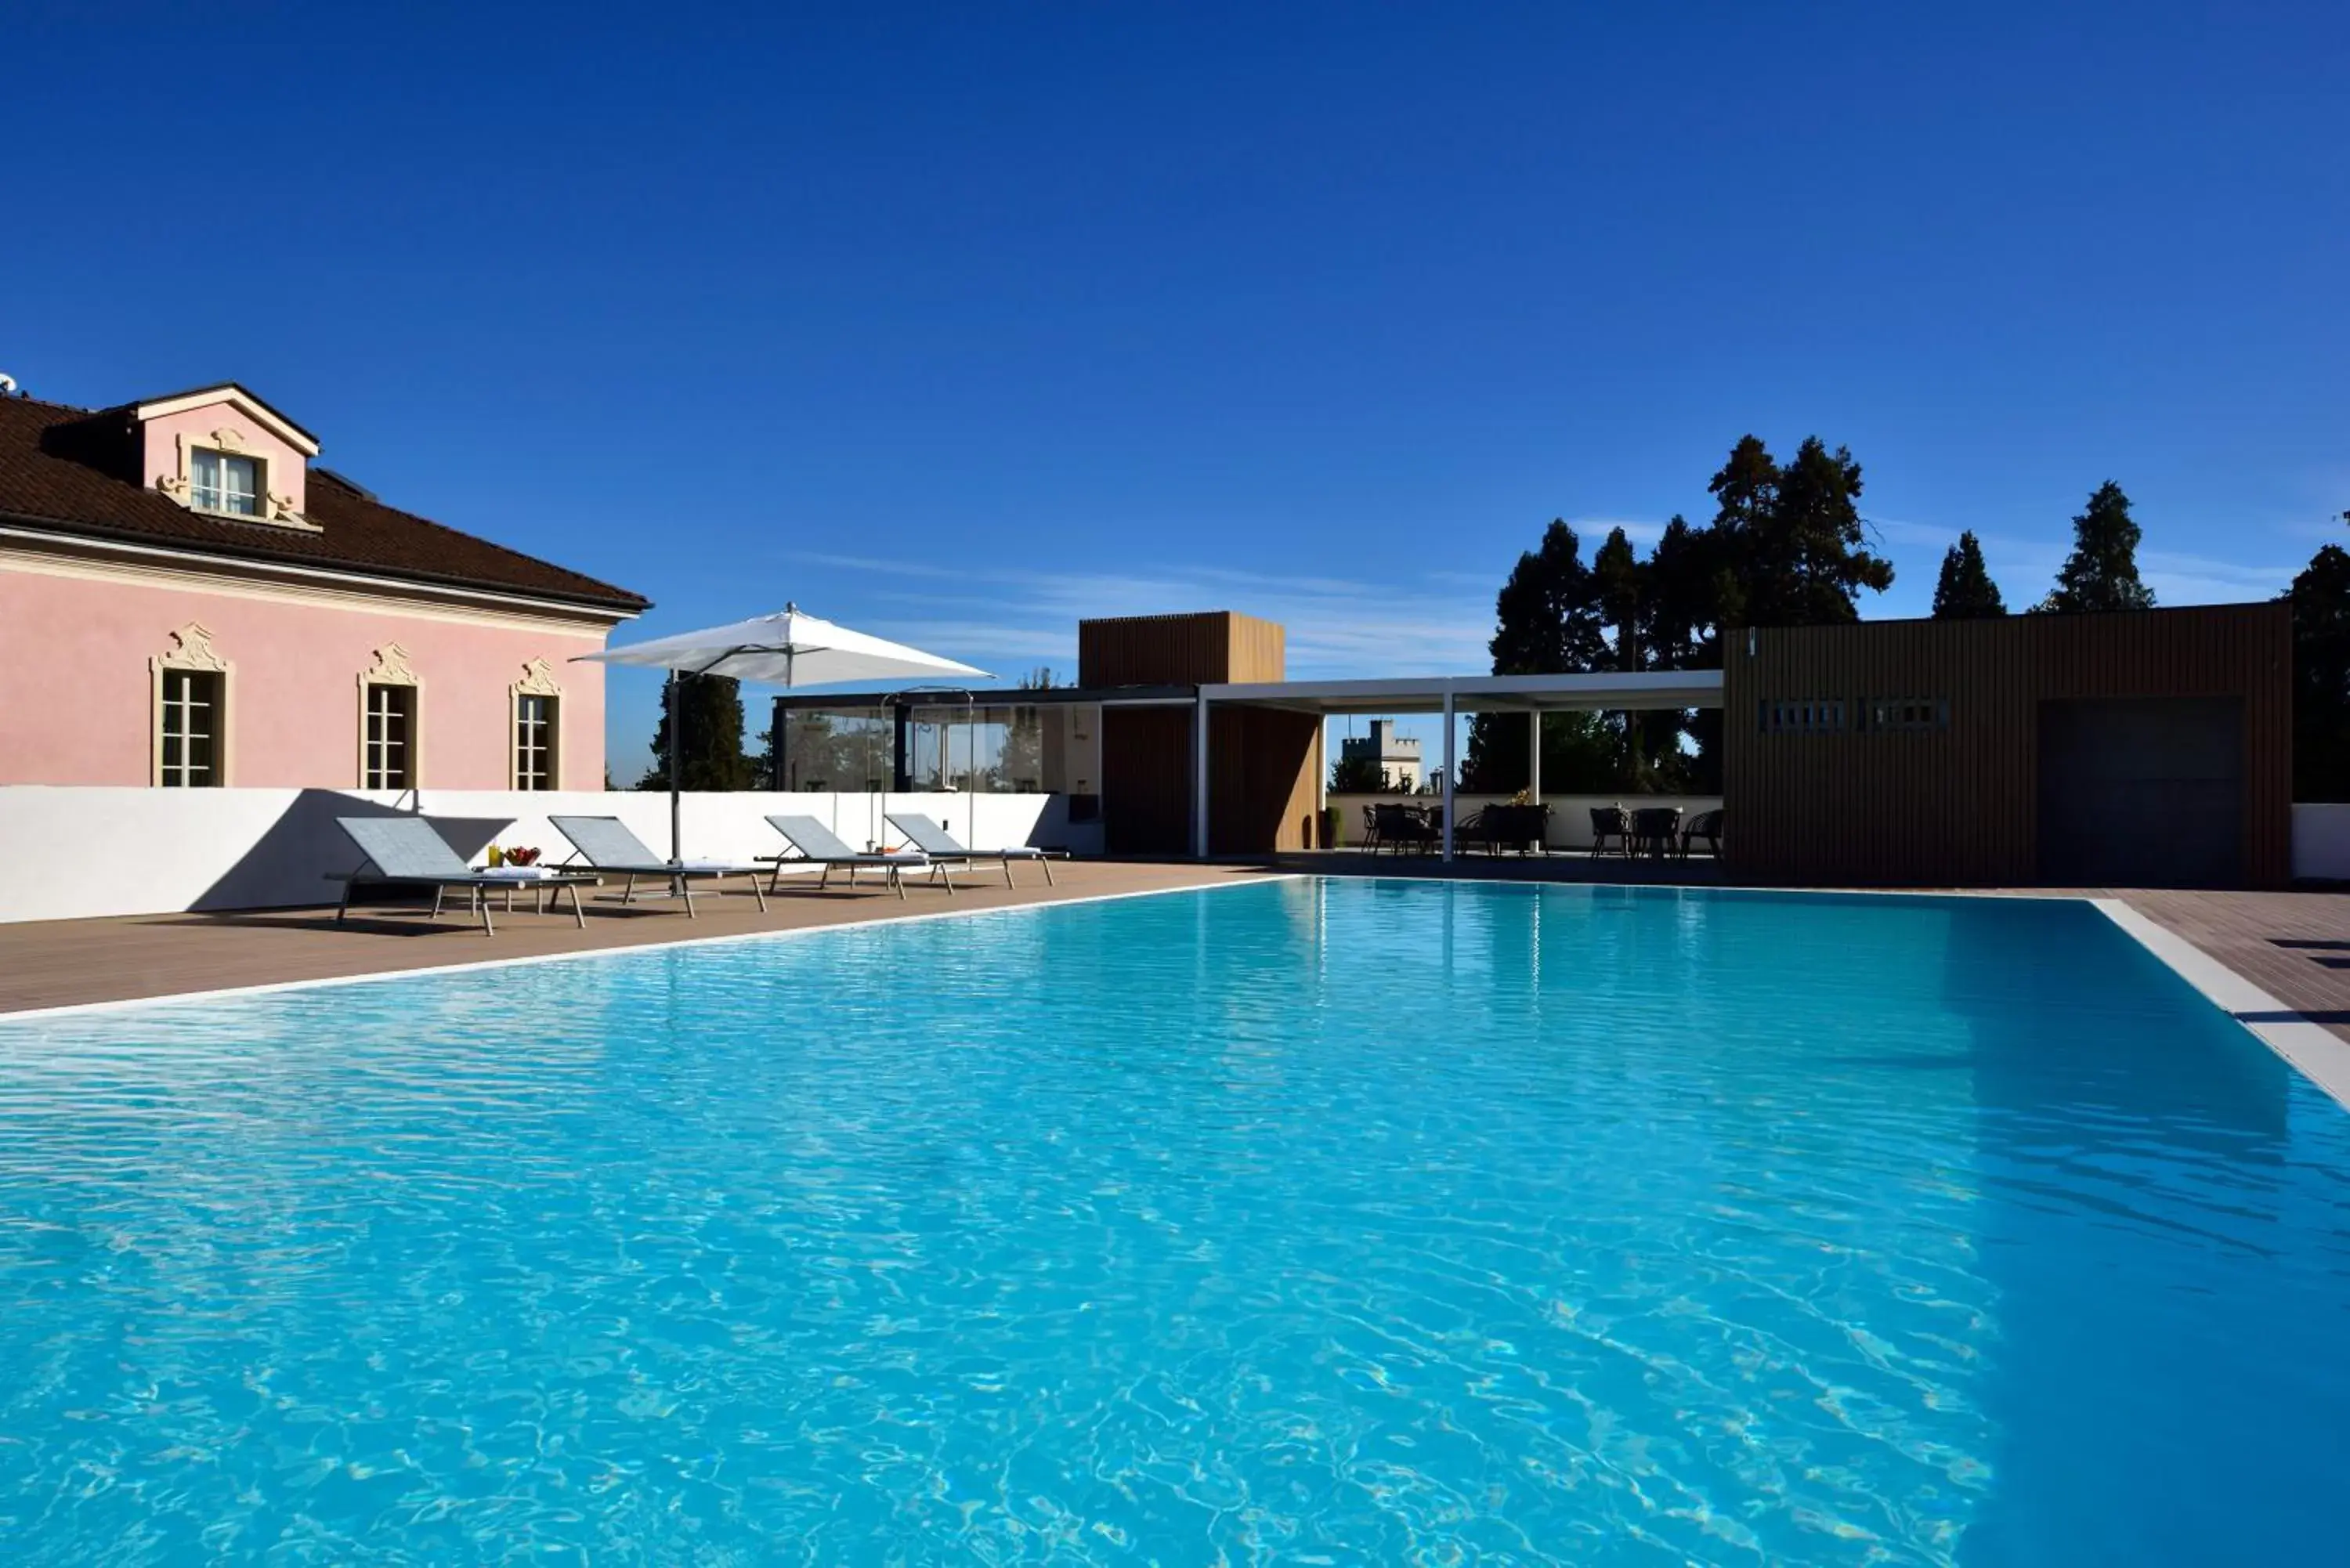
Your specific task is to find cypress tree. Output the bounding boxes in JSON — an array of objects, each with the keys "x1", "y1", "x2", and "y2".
[{"x1": 638, "y1": 673, "x2": 754, "y2": 791}]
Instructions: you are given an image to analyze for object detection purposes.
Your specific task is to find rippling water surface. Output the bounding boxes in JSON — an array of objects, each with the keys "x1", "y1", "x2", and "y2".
[{"x1": 2, "y1": 879, "x2": 2347, "y2": 1564}]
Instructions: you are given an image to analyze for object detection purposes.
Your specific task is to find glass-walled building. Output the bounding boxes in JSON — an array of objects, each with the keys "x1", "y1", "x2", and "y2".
[{"x1": 772, "y1": 695, "x2": 1105, "y2": 804}]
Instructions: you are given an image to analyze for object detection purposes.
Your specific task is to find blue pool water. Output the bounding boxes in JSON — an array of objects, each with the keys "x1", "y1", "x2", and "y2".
[{"x1": 2, "y1": 879, "x2": 2347, "y2": 1565}]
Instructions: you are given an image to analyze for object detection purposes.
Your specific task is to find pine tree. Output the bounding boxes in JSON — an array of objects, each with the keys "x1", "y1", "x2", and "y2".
[
  {"x1": 2040, "y1": 482, "x2": 2155, "y2": 613},
  {"x1": 1931, "y1": 531, "x2": 2008, "y2": 619},
  {"x1": 638, "y1": 673, "x2": 754, "y2": 791}
]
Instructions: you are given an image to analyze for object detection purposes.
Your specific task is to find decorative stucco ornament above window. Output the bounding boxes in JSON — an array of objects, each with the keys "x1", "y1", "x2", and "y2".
[
  {"x1": 154, "y1": 620, "x2": 232, "y2": 675},
  {"x1": 135, "y1": 385, "x2": 323, "y2": 531},
  {"x1": 512, "y1": 656, "x2": 562, "y2": 699},
  {"x1": 360, "y1": 642, "x2": 422, "y2": 688}
]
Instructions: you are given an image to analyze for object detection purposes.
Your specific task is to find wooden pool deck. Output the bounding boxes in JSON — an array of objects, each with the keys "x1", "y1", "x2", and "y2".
[
  {"x1": 0, "y1": 858, "x2": 2345, "y2": 1050},
  {"x1": 0, "y1": 862, "x2": 1270, "y2": 1016}
]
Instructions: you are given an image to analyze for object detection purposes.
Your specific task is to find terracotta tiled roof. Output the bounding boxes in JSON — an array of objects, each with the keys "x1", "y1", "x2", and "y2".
[{"x1": 0, "y1": 394, "x2": 649, "y2": 614}]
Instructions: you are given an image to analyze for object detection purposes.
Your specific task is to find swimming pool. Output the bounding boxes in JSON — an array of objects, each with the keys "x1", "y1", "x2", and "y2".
[{"x1": 2, "y1": 878, "x2": 2345, "y2": 1563}]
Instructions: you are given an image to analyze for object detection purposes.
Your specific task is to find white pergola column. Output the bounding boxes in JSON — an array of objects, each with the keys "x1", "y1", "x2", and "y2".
[
  {"x1": 1441, "y1": 684, "x2": 1456, "y2": 863},
  {"x1": 1528, "y1": 708, "x2": 1542, "y2": 801},
  {"x1": 1192, "y1": 692, "x2": 1210, "y2": 859}
]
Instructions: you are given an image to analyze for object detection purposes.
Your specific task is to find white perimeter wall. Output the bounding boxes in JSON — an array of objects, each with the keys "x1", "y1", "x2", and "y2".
[
  {"x1": 1326, "y1": 793, "x2": 1724, "y2": 850},
  {"x1": 0, "y1": 786, "x2": 1096, "y2": 924},
  {"x1": 12, "y1": 788, "x2": 2345, "y2": 924}
]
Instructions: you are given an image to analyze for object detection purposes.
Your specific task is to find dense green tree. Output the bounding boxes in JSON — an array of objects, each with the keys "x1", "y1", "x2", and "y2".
[
  {"x1": 1328, "y1": 752, "x2": 1387, "y2": 793},
  {"x1": 1463, "y1": 522, "x2": 1603, "y2": 791},
  {"x1": 637, "y1": 672, "x2": 755, "y2": 791},
  {"x1": 1642, "y1": 514, "x2": 1729, "y2": 786},
  {"x1": 1661, "y1": 435, "x2": 1891, "y2": 786},
  {"x1": 1931, "y1": 531, "x2": 2008, "y2": 619},
  {"x1": 1486, "y1": 520, "x2": 1608, "y2": 676},
  {"x1": 2039, "y1": 481, "x2": 2155, "y2": 612},
  {"x1": 2288, "y1": 513, "x2": 2350, "y2": 802},
  {"x1": 1593, "y1": 526, "x2": 1643, "y2": 673},
  {"x1": 1640, "y1": 515, "x2": 1720, "y2": 672},
  {"x1": 1743, "y1": 437, "x2": 1893, "y2": 627},
  {"x1": 1465, "y1": 435, "x2": 1896, "y2": 797}
]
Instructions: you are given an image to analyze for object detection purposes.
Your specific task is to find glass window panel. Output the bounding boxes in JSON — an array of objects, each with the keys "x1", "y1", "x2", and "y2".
[
  {"x1": 778, "y1": 709, "x2": 891, "y2": 792},
  {"x1": 365, "y1": 685, "x2": 413, "y2": 789},
  {"x1": 191, "y1": 450, "x2": 221, "y2": 510},
  {"x1": 222, "y1": 454, "x2": 258, "y2": 515}
]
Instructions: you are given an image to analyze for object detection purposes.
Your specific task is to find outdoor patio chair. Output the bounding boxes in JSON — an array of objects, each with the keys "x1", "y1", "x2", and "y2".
[
  {"x1": 1372, "y1": 802, "x2": 1437, "y2": 854},
  {"x1": 761, "y1": 815, "x2": 941, "y2": 898},
  {"x1": 1361, "y1": 803, "x2": 1382, "y2": 853},
  {"x1": 1630, "y1": 806, "x2": 1684, "y2": 858},
  {"x1": 885, "y1": 812, "x2": 1064, "y2": 886},
  {"x1": 328, "y1": 815, "x2": 597, "y2": 936},
  {"x1": 547, "y1": 815, "x2": 770, "y2": 917},
  {"x1": 1679, "y1": 808, "x2": 1724, "y2": 858},
  {"x1": 1589, "y1": 806, "x2": 1631, "y2": 857}
]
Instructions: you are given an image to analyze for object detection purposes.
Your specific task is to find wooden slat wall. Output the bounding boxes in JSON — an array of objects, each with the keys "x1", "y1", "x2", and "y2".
[
  {"x1": 1723, "y1": 603, "x2": 2291, "y2": 887},
  {"x1": 1077, "y1": 611, "x2": 1287, "y2": 686},
  {"x1": 1086, "y1": 610, "x2": 1314, "y2": 854},
  {"x1": 1224, "y1": 613, "x2": 1287, "y2": 684},
  {"x1": 1210, "y1": 708, "x2": 1323, "y2": 853},
  {"x1": 1103, "y1": 706, "x2": 1194, "y2": 856}
]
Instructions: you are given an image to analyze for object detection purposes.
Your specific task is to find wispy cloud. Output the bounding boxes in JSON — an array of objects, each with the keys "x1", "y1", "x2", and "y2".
[{"x1": 2137, "y1": 551, "x2": 2295, "y2": 605}]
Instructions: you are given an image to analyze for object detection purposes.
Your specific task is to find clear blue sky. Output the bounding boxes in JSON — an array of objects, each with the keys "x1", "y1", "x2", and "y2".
[{"x1": 9, "y1": 2, "x2": 2345, "y2": 775}]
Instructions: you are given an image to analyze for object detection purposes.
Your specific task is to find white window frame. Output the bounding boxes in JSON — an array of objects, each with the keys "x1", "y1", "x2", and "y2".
[
  {"x1": 513, "y1": 693, "x2": 557, "y2": 789},
  {"x1": 150, "y1": 621, "x2": 233, "y2": 786},
  {"x1": 508, "y1": 657, "x2": 564, "y2": 790},
  {"x1": 356, "y1": 645, "x2": 424, "y2": 791},
  {"x1": 190, "y1": 446, "x2": 264, "y2": 518}
]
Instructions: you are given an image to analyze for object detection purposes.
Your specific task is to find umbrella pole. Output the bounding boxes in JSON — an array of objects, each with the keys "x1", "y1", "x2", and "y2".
[{"x1": 668, "y1": 668, "x2": 683, "y2": 863}]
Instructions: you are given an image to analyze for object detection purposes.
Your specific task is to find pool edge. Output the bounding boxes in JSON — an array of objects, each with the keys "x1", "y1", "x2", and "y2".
[
  {"x1": 0, "y1": 874, "x2": 1304, "y2": 1024},
  {"x1": 2092, "y1": 898, "x2": 2350, "y2": 1112}
]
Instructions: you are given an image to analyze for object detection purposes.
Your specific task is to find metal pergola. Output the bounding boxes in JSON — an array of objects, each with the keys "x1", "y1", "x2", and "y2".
[{"x1": 1198, "y1": 670, "x2": 1727, "y2": 862}]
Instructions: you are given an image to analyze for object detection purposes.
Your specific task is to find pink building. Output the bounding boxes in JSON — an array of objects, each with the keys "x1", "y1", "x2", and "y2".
[{"x1": 0, "y1": 382, "x2": 646, "y2": 791}]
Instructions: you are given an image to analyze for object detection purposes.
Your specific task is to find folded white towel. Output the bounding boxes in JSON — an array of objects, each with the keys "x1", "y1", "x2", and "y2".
[
  {"x1": 477, "y1": 865, "x2": 556, "y2": 880},
  {"x1": 677, "y1": 859, "x2": 736, "y2": 873}
]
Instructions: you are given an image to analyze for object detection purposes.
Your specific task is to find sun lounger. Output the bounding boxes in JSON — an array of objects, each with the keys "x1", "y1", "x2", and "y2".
[
  {"x1": 329, "y1": 816, "x2": 597, "y2": 935},
  {"x1": 884, "y1": 812, "x2": 1064, "y2": 886},
  {"x1": 547, "y1": 815, "x2": 769, "y2": 918},
  {"x1": 760, "y1": 815, "x2": 943, "y2": 898}
]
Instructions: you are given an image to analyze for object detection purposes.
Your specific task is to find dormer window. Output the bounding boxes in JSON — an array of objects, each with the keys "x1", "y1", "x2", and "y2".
[
  {"x1": 134, "y1": 386, "x2": 319, "y2": 529},
  {"x1": 191, "y1": 448, "x2": 262, "y2": 516}
]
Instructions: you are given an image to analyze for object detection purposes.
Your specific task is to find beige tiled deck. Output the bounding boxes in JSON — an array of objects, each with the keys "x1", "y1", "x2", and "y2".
[{"x1": 0, "y1": 862, "x2": 1271, "y2": 1016}]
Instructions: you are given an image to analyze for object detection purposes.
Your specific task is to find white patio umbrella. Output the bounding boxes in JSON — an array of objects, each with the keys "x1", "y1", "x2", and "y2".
[{"x1": 577, "y1": 603, "x2": 989, "y2": 860}]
